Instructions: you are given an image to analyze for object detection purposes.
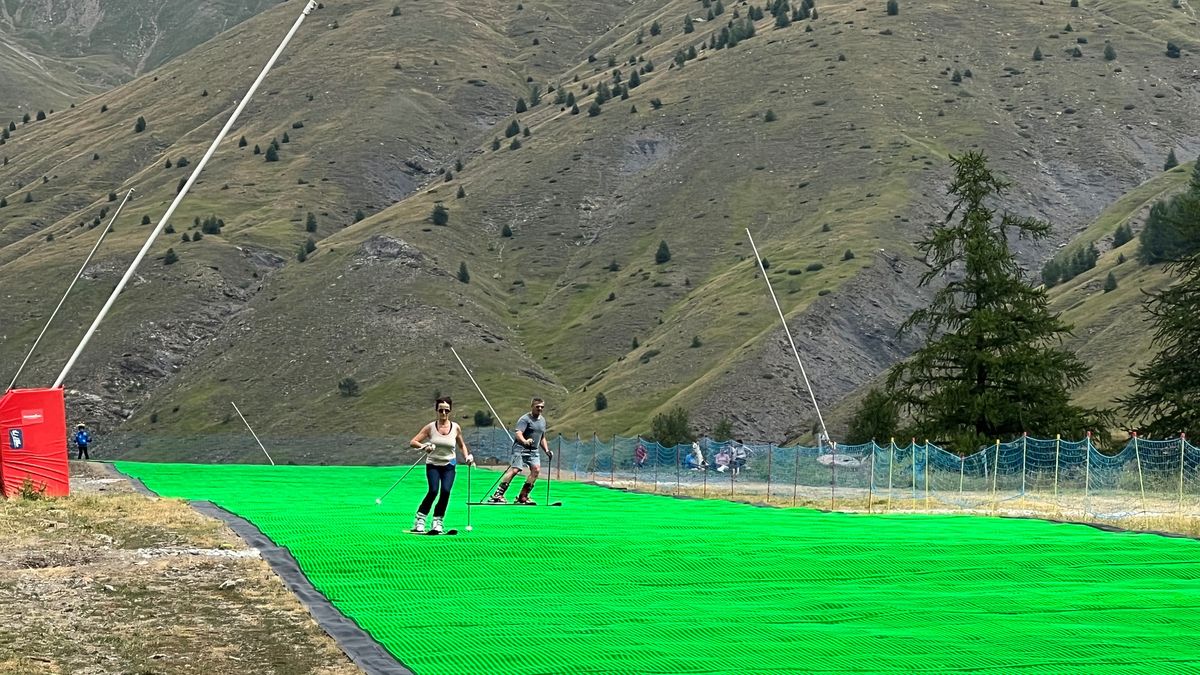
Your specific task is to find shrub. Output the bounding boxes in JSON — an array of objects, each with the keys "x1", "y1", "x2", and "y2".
[
  {"x1": 431, "y1": 203, "x2": 449, "y2": 225},
  {"x1": 595, "y1": 392, "x2": 608, "y2": 411},
  {"x1": 338, "y1": 377, "x2": 361, "y2": 397}
]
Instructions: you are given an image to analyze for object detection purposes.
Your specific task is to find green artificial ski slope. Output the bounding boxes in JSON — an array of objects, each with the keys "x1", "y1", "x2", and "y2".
[{"x1": 116, "y1": 462, "x2": 1200, "y2": 674}]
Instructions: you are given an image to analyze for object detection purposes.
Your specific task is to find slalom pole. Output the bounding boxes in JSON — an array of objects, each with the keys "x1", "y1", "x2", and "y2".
[
  {"x1": 231, "y1": 402, "x2": 275, "y2": 465},
  {"x1": 376, "y1": 453, "x2": 426, "y2": 505},
  {"x1": 53, "y1": 1, "x2": 320, "y2": 389},
  {"x1": 466, "y1": 463, "x2": 473, "y2": 532},
  {"x1": 9, "y1": 188, "x2": 134, "y2": 390}
]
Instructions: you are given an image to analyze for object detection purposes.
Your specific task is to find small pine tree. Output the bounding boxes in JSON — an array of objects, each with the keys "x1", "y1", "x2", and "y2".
[
  {"x1": 163, "y1": 248, "x2": 178, "y2": 265},
  {"x1": 35, "y1": 110, "x2": 46, "y2": 121},
  {"x1": 1033, "y1": 46, "x2": 1044, "y2": 61},
  {"x1": 595, "y1": 392, "x2": 608, "y2": 411},
  {"x1": 142, "y1": 215, "x2": 151, "y2": 225},
  {"x1": 305, "y1": 237, "x2": 317, "y2": 254},
  {"x1": 510, "y1": 137, "x2": 522, "y2": 150},
  {"x1": 1113, "y1": 223, "x2": 1134, "y2": 247},
  {"x1": 1104, "y1": 42, "x2": 1117, "y2": 61},
  {"x1": 764, "y1": 109, "x2": 777, "y2": 122},
  {"x1": 629, "y1": 71, "x2": 641, "y2": 88},
  {"x1": 631, "y1": 336, "x2": 640, "y2": 349},
  {"x1": 588, "y1": 100, "x2": 602, "y2": 116},
  {"x1": 655, "y1": 240, "x2": 671, "y2": 264},
  {"x1": 690, "y1": 336, "x2": 702, "y2": 348},
  {"x1": 1071, "y1": 46, "x2": 1083, "y2": 57},
  {"x1": 253, "y1": 144, "x2": 262, "y2": 155},
  {"x1": 492, "y1": 137, "x2": 501, "y2": 150},
  {"x1": 887, "y1": 0, "x2": 899, "y2": 15},
  {"x1": 23, "y1": 192, "x2": 33, "y2": 203},
  {"x1": 650, "y1": 20, "x2": 661, "y2": 36},
  {"x1": 515, "y1": 97, "x2": 527, "y2": 113},
  {"x1": 306, "y1": 212, "x2": 318, "y2": 232},
  {"x1": 0, "y1": 197, "x2": 6, "y2": 208},
  {"x1": 1070, "y1": 0, "x2": 1078, "y2": 6},
  {"x1": 502, "y1": 223, "x2": 513, "y2": 237},
  {"x1": 22, "y1": 113, "x2": 30, "y2": 124},
  {"x1": 1103, "y1": 271, "x2": 1118, "y2": 293},
  {"x1": 265, "y1": 145, "x2": 279, "y2": 161},
  {"x1": 456, "y1": 185, "x2": 466, "y2": 198},
  {"x1": 431, "y1": 203, "x2": 449, "y2": 225},
  {"x1": 281, "y1": 132, "x2": 290, "y2": 143},
  {"x1": 182, "y1": 232, "x2": 191, "y2": 242},
  {"x1": 455, "y1": 158, "x2": 463, "y2": 172},
  {"x1": 522, "y1": 126, "x2": 531, "y2": 137},
  {"x1": 570, "y1": 103, "x2": 580, "y2": 115},
  {"x1": 355, "y1": 209, "x2": 366, "y2": 222},
  {"x1": 1166, "y1": 41, "x2": 1181, "y2": 58},
  {"x1": 1164, "y1": 149, "x2": 1179, "y2": 171},
  {"x1": 684, "y1": 14, "x2": 695, "y2": 33},
  {"x1": 134, "y1": 116, "x2": 146, "y2": 132},
  {"x1": 843, "y1": 249, "x2": 856, "y2": 260},
  {"x1": 457, "y1": 261, "x2": 470, "y2": 283},
  {"x1": 951, "y1": 69, "x2": 963, "y2": 82},
  {"x1": 505, "y1": 119, "x2": 521, "y2": 138},
  {"x1": 108, "y1": 191, "x2": 117, "y2": 202},
  {"x1": 391, "y1": 5, "x2": 401, "y2": 16}
]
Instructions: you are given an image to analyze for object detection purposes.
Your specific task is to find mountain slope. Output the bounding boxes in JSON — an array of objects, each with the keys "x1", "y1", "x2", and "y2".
[{"x1": 1, "y1": 0, "x2": 1198, "y2": 452}]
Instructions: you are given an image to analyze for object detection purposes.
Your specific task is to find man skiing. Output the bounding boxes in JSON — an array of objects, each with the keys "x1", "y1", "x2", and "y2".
[{"x1": 488, "y1": 397, "x2": 553, "y2": 504}]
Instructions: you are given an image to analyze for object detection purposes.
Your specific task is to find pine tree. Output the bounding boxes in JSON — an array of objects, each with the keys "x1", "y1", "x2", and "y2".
[
  {"x1": 142, "y1": 215, "x2": 152, "y2": 225},
  {"x1": 134, "y1": 116, "x2": 146, "y2": 132},
  {"x1": 0, "y1": 197, "x2": 6, "y2": 208},
  {"x1": 1122, "y1": 157, "x2": 1200, "y2": 437},
  {"x1": 35, "y1": 110, "x2": 45, "y2": 121},
  {"x1": 254, "y1": 144, "x2": 262, "y2": 155},
  {"x1": 655, "y1": 240, "x2": 671, "y2": 263},
  {"x1": 510, "y1": 137, "x2": 522, "y2": 150},
  {"x1": 432, "y1": 203, "x2": 449, "y2": 225},
  {"x1": 629, "y1": 71, "x2": 641, "y2": 88},
  {"x1": 650, "y1": 20, "x2": 661, "y2": 36},
  {"x1": 23, "y1": 192, "x2": 32, "y2": 203},
  {"x1": 684, "y1": 14, "x2": 695, "y2": 33},
  {"x1": 239, "y1": 136, "x2": 248, "y2": 147},
  {"x1": 1104, "y1": 42, "x2": 1117, "y2": 60},
  {"x1": 1033, "y1": 46, "x2": 1044, "y2": 61},
  {"x1": 355, "y1": 209, "x2": 366, "y2": 222},
  {"x1": 887, "y1": 0, "x2": 899, "y2": 15},
  {"x1": 305, "y1": 237, "x2": 317, "y2": 254},
  {"x1": 515, "y1": 97, "x2": 527, "y2": 113},
  {"x1": 588, "y1": 100, "x2": 602, "y2": 116},
  {"x1": 595, "y1": 392, "x2": 608, "y2": 411},
  {"x1": 281, "y1": 132, "x2": 290, "y2": 143},
  {"x1": 306, "y1": 212, "x2": 318, "y2": 232},
  {"x1": 885, "y1": 151, "x2": 1106, "y2": 449},
  {"x1": 764, "y1": 109, "x2": 777, "y2": 122},
  {"x1": 1113, "y1": 222, "x2": 1134, "y2": 247},
  {"x1": 457, "y1": 185, "x2": 466, "y2": 198},
  {"x1": 265, "y1": 145, "x2": 279, "y2": 161},
  {"x1": 1165, "y1": 149, "x2": 1179, "y2": 171},
  {"x1": 492, "y1": 137, "x2": 501, "y2": 151},
  {"x1": 457, "y1": 261, "x2": 470, "y2": 283},
  {"x1": 1103, "y1": 271, "x2": 1118, "y2": 293},
  {"x1": 1166, "y1": 41, "x2": 1181, "y2": 58},
  {"x1": 502, "y1": 223, "x2": 513, "y2": 237},
  {"x1": 505, "y1": 119, "x2": 521, "y2": 138},
  {"x1": 845, "y1": 388, "x2": 899, "y2": 444},
  {"x1": 163, "y1": 248, "x2": 179, "y2": 265}
]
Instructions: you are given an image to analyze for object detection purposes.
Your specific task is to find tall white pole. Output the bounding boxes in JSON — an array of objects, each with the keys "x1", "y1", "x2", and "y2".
[
  {"x1": 53, "y1": 0, "x2": 319, "y2": 389},
  {"x1": 9, "y1": 189, "x2": 133, "y2": 390},
  {"x1": 744, "y1": 229, "x2": 831, "y2": 444},
  {"x1": 450, "y1": 346, "x2": 515, "y2": 443},
  {"x1": 231, "y1": 402, "x2": 275, "y2": 466}
]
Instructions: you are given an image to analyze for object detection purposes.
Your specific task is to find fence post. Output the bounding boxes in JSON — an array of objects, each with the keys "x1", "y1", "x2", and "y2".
[
  {"x1": 1020, "y1": 432, "x2": 1028, "y2": 499},
  {"x1": 887, "y1": 438, "x2": 895, "y2": 512},
  {"x1": 911, "y1": 438, "x2": 918, "y2": 504},
  {"x1": 557, "y1": 434, "x2": 562, "y2": 481},
  {"x1": 1084, "y1": 431, "x2": 1092, "y2": 518},
  {"x1": 1179, "y1": 433, "x2": 1187, "y2": 517},
  {"x1": 730, "y1": 443, "x2": 735, "y2": 497},
  {"x1": 610, "y1": 433, "x2": 616, "y2": 487},
  {"x1": 924, "y1": 440, "x2": 930, "y2": 510},
  {"x1": 652, "y1": 437, "x2": 659, "y2": 493},
  {"x1": 675, "y1": 445, "x2": 681, "y2": 494},
  {"x1": 589, "y1": 433, "x2": 596, "y2": 480},
  {"x1": 1053, "y1": 434, "x2": 1061, "y2": 502},
  {"x1": 868, "y1": 441, "x2": 876, "y2": 514},
  {"x1": 766, "y1": 445, "x2": 773, "y2": 504},
  {"x1": 1133, "y1": 432, "x2": 1146, "y2": 515},
  {"x1": 990, "y1": 439, "x2": 1000, "y2": 516},
  {"x1": 792, "y1": 442, "x2": 800, "y2": 507},
  {"x1": 958, "y1": 453, "x2": 965, "y2": 497}
]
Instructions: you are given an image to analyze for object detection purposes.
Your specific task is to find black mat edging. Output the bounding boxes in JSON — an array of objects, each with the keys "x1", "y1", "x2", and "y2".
[{"x1": 107, "y1": 464, "x2": 414, "y2": 675}]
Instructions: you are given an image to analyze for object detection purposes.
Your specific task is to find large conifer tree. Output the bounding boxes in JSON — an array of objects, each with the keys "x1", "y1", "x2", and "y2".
[{"x1": 887, "y1": 152, "x2": 1106, "y2": 450}]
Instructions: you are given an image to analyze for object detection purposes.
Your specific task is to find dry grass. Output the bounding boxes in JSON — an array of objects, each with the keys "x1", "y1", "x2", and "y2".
[{"x1": 0, "y1": 464, "x2": 359, "y2": 674}]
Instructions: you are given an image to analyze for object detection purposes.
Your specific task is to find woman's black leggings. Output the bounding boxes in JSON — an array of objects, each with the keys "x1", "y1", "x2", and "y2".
[{"x1": 418, "y1": 464, "x2": 456, "y2": 518}]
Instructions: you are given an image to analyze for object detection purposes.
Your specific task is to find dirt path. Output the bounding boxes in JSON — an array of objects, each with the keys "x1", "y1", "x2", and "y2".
[{"x1": 0, "y1": 462, "x2": 361, "y2": 674}]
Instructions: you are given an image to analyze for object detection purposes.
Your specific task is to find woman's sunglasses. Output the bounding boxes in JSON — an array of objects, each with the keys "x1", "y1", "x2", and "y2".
[{"x1": 437, "y1": 407, "x2": 451, "y2": 413}]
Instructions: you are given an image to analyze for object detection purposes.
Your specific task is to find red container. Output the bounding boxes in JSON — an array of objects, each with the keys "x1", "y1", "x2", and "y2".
[{"x1": 0, "y1": 388, "x2": 70, "y2": 498}]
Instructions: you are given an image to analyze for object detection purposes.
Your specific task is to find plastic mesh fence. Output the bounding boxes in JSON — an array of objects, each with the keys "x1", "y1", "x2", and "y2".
[{"x1": 117, "y1": 461, "x2": 1200, "y2": 674}]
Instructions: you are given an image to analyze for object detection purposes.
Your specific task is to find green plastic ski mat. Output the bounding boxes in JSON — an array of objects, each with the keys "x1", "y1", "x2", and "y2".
[{"x1": 116, "y1": 462, "x2": 1200, "y2": 674}]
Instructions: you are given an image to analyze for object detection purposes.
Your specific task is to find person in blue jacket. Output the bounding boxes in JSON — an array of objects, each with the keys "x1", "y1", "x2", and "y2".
[{"x1": 74, "y1": 423, "x2": 91, "y2": 460}]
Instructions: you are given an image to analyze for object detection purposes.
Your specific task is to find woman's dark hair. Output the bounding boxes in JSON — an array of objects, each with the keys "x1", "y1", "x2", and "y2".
[{"x1": 435, "y1": 396, "x2": 453, "y2": 409}]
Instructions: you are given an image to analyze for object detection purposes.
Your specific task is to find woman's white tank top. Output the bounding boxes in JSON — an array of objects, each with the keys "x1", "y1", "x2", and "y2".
[{"x1": 426, "y1": 421, "x2": 458, "y2": 466}]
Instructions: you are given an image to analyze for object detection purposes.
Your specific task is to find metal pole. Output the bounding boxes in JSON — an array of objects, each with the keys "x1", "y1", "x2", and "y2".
[
  {"x1": 231, "y1": 401, "x2": 275, "y2": 465},
  {"x1": 924, "y1": 440, "x2": 930, "y2": 510},
  {"x1": 868, "y1": 442, "x2": 875, "y2": 514},
  {"x1": 450, "y1": 347, "x2": 514, "y2": 443},
  {"x1": 556, "y1": 434, "x2": 562, "y2": 481},
  {"x1": 792, "y1": 442, "x2": 799, "y2": 507},
  {"x1": 1085, "y1": 431, "x2": 1092, "y2": 517},
  {"x1": 1132, "y1": 432, "x2": 1146, "y2": 515},
  {"x1": 1020, "y1": 432, "x2": 1027, "y2": 499},
  {"x1": 990, "y1": 439, "x2": 1000, "y2": 516},
  {"x1": 1053, "y1": 434, "x2": 1061, "y2": 502},
  {"x1": 53, "y1": 1, "x2": 320, "y2": 388},
  {"x1": 10, "y1": 189, "x2": 133, "y2": 390},
  {"x1": 675, "y1": 445, "x2": 680, "y2": 494},
  {"x1": 887, "y1": 438, "x2": 895, "y2": 512},
  {"x1": 1179, "y1": 433, "x2": 1187, "y2": 516},
  {"x1": 610, "y1": 433, "x2": 615, "y2": 486},
  {"x1": 766, "y1": 444, "x2": 773, "y2": 503}
]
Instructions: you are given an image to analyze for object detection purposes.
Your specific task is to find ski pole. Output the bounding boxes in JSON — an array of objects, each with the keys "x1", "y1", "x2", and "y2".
[{"x1": 376, "y1": 451, "x2": 427, "y2": 505}]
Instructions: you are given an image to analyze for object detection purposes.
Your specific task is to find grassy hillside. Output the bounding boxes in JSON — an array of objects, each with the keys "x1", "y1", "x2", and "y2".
[
  {"x1": 1, "y1": 0, "x2": 1198, "y2": 453},
  {"x1": 0, "y1": 0, "x2": 280, "y2": 120}
]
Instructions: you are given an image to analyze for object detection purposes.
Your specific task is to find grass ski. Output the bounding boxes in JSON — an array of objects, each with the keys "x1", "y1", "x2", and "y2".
[
  {"x1": 409, "y1": 529, "x2": 459, "y2": 536},
  {"x1": 475, "y1": 501, "x2": 563, "y2": 507}
]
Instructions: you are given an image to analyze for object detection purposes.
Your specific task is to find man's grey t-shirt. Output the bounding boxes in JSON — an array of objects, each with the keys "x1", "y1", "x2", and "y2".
[{"x1": 512, "y1": 413, "x2": 547, "y2": 453}]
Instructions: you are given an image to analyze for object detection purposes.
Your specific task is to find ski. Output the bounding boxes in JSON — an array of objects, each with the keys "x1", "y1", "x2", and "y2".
[
  {"x1": 475, "y1": 501, "x2": 562, "y2": 507},
  {"x1": 409, "y1": 529, "x2": 459, "y2": 536}
]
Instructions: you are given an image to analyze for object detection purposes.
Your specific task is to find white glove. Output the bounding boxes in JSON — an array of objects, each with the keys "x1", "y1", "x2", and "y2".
[{"x1": 421, "y1": 442, "x2": 436, "y2": 453}]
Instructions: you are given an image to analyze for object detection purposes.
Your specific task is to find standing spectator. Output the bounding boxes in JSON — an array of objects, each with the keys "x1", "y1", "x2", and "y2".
[
  {"x1": 74, "y1": 423, "x2": 91, "y2": 460},
  {"x1": 634, "y1": 442, "x2": 648, "y2": 469}
]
